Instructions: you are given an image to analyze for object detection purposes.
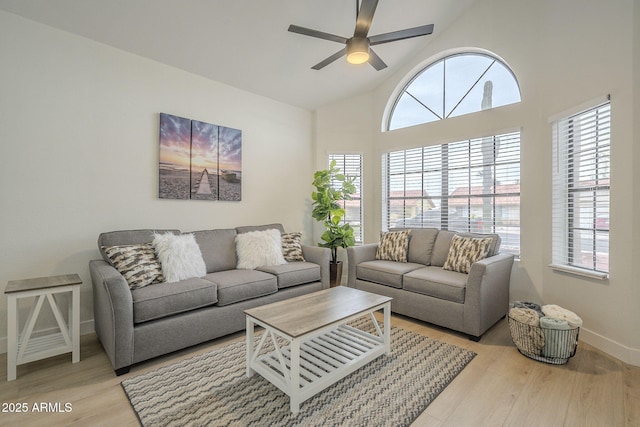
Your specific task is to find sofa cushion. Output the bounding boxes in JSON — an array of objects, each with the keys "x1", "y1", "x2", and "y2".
[
  {"x1": 392, "y1": 228, "x2": 439, "y2": 265},
  {"x1": 98, "y1": 229, "x2": 180, "y2": 264},
  {"x1": 431, "y1": 230, "x2": 501, "y2": 267},
  {"x1": 205, "y1": 270, "x2": 278, "y2": 306},
  {"x1": 131, "y1": 278, "x2": 218, "y2": 324},
  {"x1": 192, "y1": 229, "x2": 238, "y2": 273},
  {"x1": 257, "y1": 262, "x2": 320, "y2": 289},
  {"x1": 376, "y1": 230, "x2": 411, "y2": 262},
  {"x1": 403, "y1": 266, "x2": 468, "y2": 303},
  {"x1": 356, "y1": 260, "x2": 424, "y2": 289},
  {"x1": 102, "y1": 243, "x2": 164, "y2": 290},
  {"x1": 442, "y1": 234, "x2": 493, "y2": 273},
  {"x1": 236, "y1": 223, "x2": 285, "y2": 234}
]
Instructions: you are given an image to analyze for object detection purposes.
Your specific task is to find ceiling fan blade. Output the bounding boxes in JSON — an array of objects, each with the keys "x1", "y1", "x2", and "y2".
[
  {"x1": 354, "y1": 0, "x2": 379, "y2": 37},
  {"x1": 288, "y1": 25, "x2": 348, "y2": 44},
  {"x1": 369, "y1": 24, "x2": 434, "y2": 45},
  {"x1": 311, "y1": 48, "x2": 347, "y2": 70},
  {"x1": 368, "y1": 48, "x2": 387, "y2": 71}
]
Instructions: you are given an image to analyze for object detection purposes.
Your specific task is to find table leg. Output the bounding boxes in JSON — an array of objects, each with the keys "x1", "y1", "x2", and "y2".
[
  {"x1": 72, "y1": 286, "x2": 80, "y2": 363},
  {"x1": 245, "y1": 317, "x2": 254, "y2": 378},
  {"x1": 289, "y1": 338, "x2": 301, "y2": 413},
  {"x1": 384, "y1": 302, "x2": 391, "y2": 355},
  {"x1": 7, "y1": 294, "x2": 17, "y2": 381}
]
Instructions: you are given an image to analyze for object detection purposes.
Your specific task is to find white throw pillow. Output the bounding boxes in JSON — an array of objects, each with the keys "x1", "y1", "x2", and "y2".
[
  {"x1": 152, "y1": 232, "x2": 207, "y2": 283},
  {"x1": 236, "y1": 229, "x2": 287, "y2": 269}
]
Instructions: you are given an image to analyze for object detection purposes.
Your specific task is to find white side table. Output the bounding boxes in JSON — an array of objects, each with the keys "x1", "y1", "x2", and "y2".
[{"x1": 5, "y1": 273, "x2": 82, "y2": 381}]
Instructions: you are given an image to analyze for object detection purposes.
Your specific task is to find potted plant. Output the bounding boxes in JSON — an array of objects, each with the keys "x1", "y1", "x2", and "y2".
[{"x1": 311, "y1": 160, "x2": 357, "y2": 287}]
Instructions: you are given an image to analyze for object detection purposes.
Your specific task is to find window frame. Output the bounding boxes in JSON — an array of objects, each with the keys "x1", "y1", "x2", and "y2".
[
  {"x1": 328, "y1": 153, "x2": 363, "y2": 244},
  {"x1": 551, "y1": 98, "x2": 610, "y2": 279},
  {"x1": 385, "y1": 51, "x2": 521, "y2": 131},
  {"x1": 382, "y1": 131, "x2": 521, "y2": 256}
]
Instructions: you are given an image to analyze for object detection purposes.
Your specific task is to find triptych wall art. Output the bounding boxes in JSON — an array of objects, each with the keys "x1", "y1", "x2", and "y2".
[{"x1": 159, "y1": 113, "x2": 242, "y2": 201}]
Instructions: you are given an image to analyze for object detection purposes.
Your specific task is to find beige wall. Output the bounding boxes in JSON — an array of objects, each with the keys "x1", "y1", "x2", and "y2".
[
  {"x1": 0, "y1": 11, "x2": 314, "y2": 350},
  {"x1": 315, "y1": 0, "x2": 640, "y2": 364}
]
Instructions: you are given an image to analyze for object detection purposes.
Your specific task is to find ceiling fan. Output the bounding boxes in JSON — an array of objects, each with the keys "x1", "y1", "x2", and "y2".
[{"x1": 288, "y1": 0, "x2": 434, "y2": 71}]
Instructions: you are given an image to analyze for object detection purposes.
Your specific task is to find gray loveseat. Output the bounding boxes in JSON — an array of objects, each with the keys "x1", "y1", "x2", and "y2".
[
  {"x1": 347, "y1": 228, "x2": 514, "y2": 341},
  {"x1": 89, "y1": 223, "x2": 329, "y2": 375}
]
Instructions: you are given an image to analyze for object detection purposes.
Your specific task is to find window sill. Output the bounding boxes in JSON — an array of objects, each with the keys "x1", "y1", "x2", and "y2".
[{"x1": 549, "y1": 264, "x2": 609, "y2": 280}]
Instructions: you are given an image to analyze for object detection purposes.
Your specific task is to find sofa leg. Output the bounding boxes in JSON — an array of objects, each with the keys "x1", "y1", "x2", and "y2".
[
  {"x1": 468, "y1": 335, "x2": 481, "y2": 342},
  {"x1": 115, "y1": 366, "x2": 130, "y2": 376}
]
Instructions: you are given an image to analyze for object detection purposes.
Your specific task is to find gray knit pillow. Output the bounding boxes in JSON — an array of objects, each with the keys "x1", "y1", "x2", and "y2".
[
  {"x1": 281, "y1": 232, "x2": 305, "y2": 262},
  {"x1": 103, "y1": 243, "x2": 164, "y2": 289},
  {"x1": 376, "y1": 230, "x2": 411, "y2": 262}
]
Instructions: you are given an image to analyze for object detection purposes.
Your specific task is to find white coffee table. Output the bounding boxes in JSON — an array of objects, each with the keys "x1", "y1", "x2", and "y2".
[{"x1": 244, "y1": 286, "x2": 392, "y2": 413}]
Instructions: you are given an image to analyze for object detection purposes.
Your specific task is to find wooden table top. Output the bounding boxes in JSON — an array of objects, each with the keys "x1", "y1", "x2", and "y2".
[
  {"x1": 5, "y1": 273, "x2": 82, "y2": 294},
  {"x1": 244, "y1": 286, "x2": 392, "y2": 338}
]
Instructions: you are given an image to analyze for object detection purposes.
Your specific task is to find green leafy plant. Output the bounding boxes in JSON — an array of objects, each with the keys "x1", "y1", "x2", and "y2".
[{"x1": 311, "y1": 160, "x2": 357, "y2": 263}]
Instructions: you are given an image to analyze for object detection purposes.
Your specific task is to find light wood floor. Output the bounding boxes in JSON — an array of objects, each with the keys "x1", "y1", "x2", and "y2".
[{"x1": 1, "y1": 315, "x2": 638, "y2": 427}]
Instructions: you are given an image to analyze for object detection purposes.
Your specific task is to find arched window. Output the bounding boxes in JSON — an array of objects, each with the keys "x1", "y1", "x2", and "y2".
[{"x1": 387, "y1": 52, "x2": 521, "y2": 131}]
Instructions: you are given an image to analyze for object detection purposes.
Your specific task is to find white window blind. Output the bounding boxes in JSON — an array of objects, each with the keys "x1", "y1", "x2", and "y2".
[
  {"x1": 329, "y1": 154, "x2": 363, "y2": 244},
  {"x1": 382, "y1": 132, "x2": 521, "y2": 256},
  {"x1": 551, "y1": 100, "x2": 610, "y2": 278}
]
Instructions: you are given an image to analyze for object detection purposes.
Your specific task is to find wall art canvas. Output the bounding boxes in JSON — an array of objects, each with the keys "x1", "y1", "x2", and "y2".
[
  {"x1": 217, "y1": 125, "x2": 242, "y2": 201},
  {"x1": 159, "y1": 113, "x2": 242, "y2": 201},
  {"x1": 159, "y1": 113, "x2": 192, "y2": 200},
  {"x1": 191, "y1": 120, "x2": 219, "y2": 201}
]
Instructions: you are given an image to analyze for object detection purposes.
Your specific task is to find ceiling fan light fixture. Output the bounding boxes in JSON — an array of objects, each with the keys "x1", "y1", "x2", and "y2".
[
  {"x1": 288, "y1": 0, "x2": 433, "y2": 70},
  {"x1": 346, "y1": 37, "x2": 370, "y2": 65}
]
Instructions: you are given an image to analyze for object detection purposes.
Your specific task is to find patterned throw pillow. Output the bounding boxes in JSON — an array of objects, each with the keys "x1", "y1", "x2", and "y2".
[
  {"x1": 376, "y1": 230, "x2": 411, "y2": 262},
  {"x1": 442, "y1": 234, "x2": 493, "y2": 274},
  {"x1": 281, "y1": 232, "x2": 305, "y2": 262},
  {"x1": 103, "y1": 243, "x2": 164, "y2": 290}
]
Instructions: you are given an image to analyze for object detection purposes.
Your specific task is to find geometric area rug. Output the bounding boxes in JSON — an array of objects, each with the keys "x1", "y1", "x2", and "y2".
[{"x1": 122, "y1": 324, "x2": 476, "y2": 427}]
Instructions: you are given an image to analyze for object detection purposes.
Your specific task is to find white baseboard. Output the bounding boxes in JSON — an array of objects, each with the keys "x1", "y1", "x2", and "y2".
[
  {"x1": 2, "y1": 319, "x2": 638, "y2": 366},
  {"x1": 579, "y1": 327, "x2": 640, "y2": 367},
  {"x1": 0, "y1": 320, "x2": 95, "y2": 355}
]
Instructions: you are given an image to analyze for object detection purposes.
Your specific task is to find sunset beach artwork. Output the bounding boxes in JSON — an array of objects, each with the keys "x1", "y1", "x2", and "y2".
[{"x1": 159, "y1": 113, "x2": 241, "y2": 201}]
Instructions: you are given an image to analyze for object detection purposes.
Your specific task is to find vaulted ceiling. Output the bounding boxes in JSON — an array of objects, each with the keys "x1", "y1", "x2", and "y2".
[{"x1": 0, "y1": 0, "x2": 478, "y2": 110}]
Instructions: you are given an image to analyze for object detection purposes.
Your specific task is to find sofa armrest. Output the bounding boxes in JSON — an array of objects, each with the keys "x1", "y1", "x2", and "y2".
[
  {"x1": 464, "y1": 253, "x2": 515, "y2": 336},
  {"x1": 89, "y1": 259, "x2": 135, "y2": 371},
  {"x1": 346, "y1": 243, "x2": 379, "y2": 287},
  {"x1": 301, "y1": 245, "x2": 331, "y2": 289}
]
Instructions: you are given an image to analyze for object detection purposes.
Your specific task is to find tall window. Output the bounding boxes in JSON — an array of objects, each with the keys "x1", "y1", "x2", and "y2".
[
  {"x1": 552, "y1": 100, "x2": 610, "y2": 278},
  {"x1": 387, "y1": 52, "x2": 521, "y2": 131},
  {"x1": 383, "y1": 132, "x2": 521, "y2": 256},
  {"x1": 329, "y1": 154, "x2": 363, "y2": 244}
]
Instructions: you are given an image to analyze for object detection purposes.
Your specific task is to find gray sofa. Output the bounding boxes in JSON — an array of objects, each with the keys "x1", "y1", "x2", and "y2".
[
  {"x1": 89, "y1": 223, "x2": 329, "y2": 375},
  {"x1": 347, "y1": 228, "x2": 514, "y2": 340}
]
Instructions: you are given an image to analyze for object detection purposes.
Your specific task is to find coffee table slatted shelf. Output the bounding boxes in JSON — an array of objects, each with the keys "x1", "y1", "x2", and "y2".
[{"x1": 252, "y1": 320, "x2": 385, "y2": 397}]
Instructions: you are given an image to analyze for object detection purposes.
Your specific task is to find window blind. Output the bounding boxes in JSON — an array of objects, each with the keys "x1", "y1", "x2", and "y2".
[
  {"x1": 551, "y1": 101, "x2": 610, "y2": 278},
  {"x1": 329, "y1": 154, "x2": 363, "y2": 244},
  {"x1": 382, "y1": 131, "x2": 521, "y2": 256}
]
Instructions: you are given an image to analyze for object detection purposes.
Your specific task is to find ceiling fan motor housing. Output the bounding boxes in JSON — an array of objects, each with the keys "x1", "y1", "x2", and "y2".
[{"x1": 346, "y1": 37, "x2": 370, "y2": 64}]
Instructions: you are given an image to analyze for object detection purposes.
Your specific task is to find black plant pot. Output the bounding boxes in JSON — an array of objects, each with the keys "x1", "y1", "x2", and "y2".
[{"x1": 329, "y1": 261, "x2": 343, "y2": 288}]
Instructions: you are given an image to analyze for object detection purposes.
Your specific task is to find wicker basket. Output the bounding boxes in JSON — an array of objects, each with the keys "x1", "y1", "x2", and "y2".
[{"x1": 508, "y1": 316, "x2": 580, "y2": 364}]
